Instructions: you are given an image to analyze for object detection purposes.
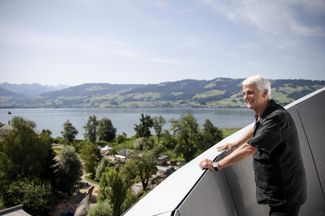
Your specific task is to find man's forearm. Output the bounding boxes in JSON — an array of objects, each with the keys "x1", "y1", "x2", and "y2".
[
  {"x1": 218, "y1": 143, "x2": 256, "y2": 170},
  {"x1": 234, "y1": 127, "x2": 254, "y2": 148}
]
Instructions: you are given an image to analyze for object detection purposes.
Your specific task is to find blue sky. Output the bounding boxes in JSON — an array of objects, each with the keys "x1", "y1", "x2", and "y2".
[{"x1": 1, "y1": 0, "x2": 325, "y2": 86}]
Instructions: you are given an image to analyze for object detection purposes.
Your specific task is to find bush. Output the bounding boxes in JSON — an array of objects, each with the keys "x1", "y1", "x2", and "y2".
[
  {"x1": 116, "y1": 133, "x2": 127, "y2": 144},
  {"x1": 133, "y1": 137, "x2": 154, "y2": 151},
  {"x1": 4, "y1": 178, "x2": 52, "y2": 216},
  {"x1": 87, "y1": 201, "x2": 112, "y2": 216}
]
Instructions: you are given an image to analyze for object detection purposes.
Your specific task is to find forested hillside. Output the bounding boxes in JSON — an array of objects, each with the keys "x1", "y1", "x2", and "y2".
[{"x1": 1, "y1": 78, "x2": 324, "y2": 108}]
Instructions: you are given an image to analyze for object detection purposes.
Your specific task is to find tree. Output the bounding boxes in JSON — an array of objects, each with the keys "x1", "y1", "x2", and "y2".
[
  {"x1": 160, "y1": 129, "x2": 177, "y2": 150},
  {"x1": 170, "y1": 114, "x2": 200, "y2": 162},
  {"x1": 80, "y1": 141, "x2": 100, "y2": 178},
  {"x1": 61, "y1": 120, "x2": 78, "y2": 143},
  {"x1": 134, "y1": 114, "x2": 154, "y2": 138},
  {"x1": 0, "y1": 152, "x2": 14, "y2": 204},
  {"x1": 56, "y1": 145, "x2": 82, "y2": 194},
  {"x1": 153, "y1": 116, "x2": 166, "y2": 144},
  {"x1": 0, "y1": 117, "x2": 54, "y2": 181},
  {"x1": 39, "y1": 129, "x2": 57, "y2": 187},
  {"x1": 98, "y1": 118, "x2": 116, "y2": 142},
  {"x1": 122, "y1": 191, "x2": 137, "y2": 213},
  {"x1": 120, "y1": 160, "x2": 138, "y2": 187},
  {"x1": 200, "y1": 119, "x2": 223, "y2": 151},
  {"x1": 40, "y1": 129, "x2": 52, "y2": 138},
  {"x1": 95, "y1": 157, "x2": 112, "y2": 182},
  {"x1": 0, "y1": 117, "x2": 55, "y2": 215},
  {"x1": 99, "y1": 168, "x2": 129, "y2": 216},
  {"x1": 116, "y1": 133, "x2": 127, "y2": 144},
  {"x1": 84, "y1": 115, "x2": 99, "y2": 143},
  {"x1": 4, "y1": 178, "x2": 52, "y2": 216},
  {"x1": 130, "y1": 151, "x2": 157, "y2": 191},
  {"x1": 152, "y1": 144, "x2": 166, "y2": 158}
]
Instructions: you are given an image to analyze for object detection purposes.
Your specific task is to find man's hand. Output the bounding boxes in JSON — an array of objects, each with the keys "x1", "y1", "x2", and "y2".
[
  {"x1": 217, "y1": 142, "x2": 236, "y2": 152},
  {"x1": 200, "y1": 143, "x2": 256, "y2": 171},
  {"x1": 217, "y1": 126, "x2": 254, "y2": 152},
  {"x1": 199, "y1": 159, "x2": 213, "y2": 170}
]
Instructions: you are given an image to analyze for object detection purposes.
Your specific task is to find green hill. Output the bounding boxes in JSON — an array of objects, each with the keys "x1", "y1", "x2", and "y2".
[{"x1": 1, "y1": 78, "x2": 324, "y2": 108}]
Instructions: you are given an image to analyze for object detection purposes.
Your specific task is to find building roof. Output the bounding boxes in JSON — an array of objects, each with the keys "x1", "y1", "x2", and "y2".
[
  {"x1": 0, "y1": 205, "x2": 31, "y2": 216},
  {"x1": 0, "y1": 124, "x2": 13, "y2": 138}
]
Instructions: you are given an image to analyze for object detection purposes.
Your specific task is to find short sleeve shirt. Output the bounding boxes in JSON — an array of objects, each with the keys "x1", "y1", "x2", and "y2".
[{"x1": 248, "y1": 100, "x2": 307, "y2": 206}]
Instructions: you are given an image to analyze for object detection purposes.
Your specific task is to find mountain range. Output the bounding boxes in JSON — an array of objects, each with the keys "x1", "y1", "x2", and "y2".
[{"x1": 0, "y1": 78, "x2": 324, "y2": 108}]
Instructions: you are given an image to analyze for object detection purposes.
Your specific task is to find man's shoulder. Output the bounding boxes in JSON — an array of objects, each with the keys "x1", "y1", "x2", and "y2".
[
  {"x1": 264, "y1": 104, "x2": 289, "y2": 123},
  {"x1": 265, "y1": 104, "x2": 295, "y2": 127},
  {"x1": 268, "y1": 108, "x2": 288, "y2": 118}
]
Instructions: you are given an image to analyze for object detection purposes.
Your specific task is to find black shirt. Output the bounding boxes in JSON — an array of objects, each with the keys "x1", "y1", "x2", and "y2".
[{"x1": 248, "y1": 99, "x2": 307, "y2": 206}]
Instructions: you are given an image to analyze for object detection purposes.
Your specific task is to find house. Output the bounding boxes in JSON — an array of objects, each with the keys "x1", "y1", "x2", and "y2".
[
  {"x1": 98, "y1": 145, "x2": 112, "y2": 155},
  {"x1": 114, "y1": 154, "x2": 126, "y2": 163},
  {"x1": 156, "y1": 155, "x2": 169, "y2": 166},
  {"x1": 0, "y1": 124, "x2": 13, "y2": 142},
  {"x1": 113, "y1": 148, "x2": 131, "y2": 163},
  {"x1": 117, "y1": 148, "x2": 131, "y2": 157}
]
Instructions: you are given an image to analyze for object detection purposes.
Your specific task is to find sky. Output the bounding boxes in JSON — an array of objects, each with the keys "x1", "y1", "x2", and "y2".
[{"x1": 1, "y1": 0, "x2": 325, "y2": 86}]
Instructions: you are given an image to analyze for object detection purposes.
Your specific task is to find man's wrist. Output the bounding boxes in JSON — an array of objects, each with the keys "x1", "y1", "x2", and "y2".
[{"x1": 212, "y1": 162, "x2": 220, "y2": 171}]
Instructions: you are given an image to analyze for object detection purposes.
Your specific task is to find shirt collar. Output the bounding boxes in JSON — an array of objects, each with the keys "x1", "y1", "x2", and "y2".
[{"x1": 255, "y1": 99, "x2": 278, "y2": 124}]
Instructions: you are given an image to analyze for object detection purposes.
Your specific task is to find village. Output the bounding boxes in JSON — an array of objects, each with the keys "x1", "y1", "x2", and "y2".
[{"x1": 0, "y1": 113, "x2": 224, "y2": 216}]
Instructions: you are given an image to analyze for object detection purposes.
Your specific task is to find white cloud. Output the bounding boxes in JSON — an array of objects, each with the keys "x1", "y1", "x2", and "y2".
[
  {"x1": 298, "y1": 0, "x2": 325, "y2": 15},
  {"x1": 0, "y1": 25, "x2": 177, "y2": 64},
  {"x1": 202, "y1": 0, "x2": 325, "y2": 47}
]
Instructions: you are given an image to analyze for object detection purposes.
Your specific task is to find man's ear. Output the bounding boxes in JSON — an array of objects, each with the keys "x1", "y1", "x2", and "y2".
[{"x1": 263, "y1": 90, "x2": 268, "y2": 97}]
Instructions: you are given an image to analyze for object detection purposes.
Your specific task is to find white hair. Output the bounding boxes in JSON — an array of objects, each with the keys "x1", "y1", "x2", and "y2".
[{"x1": 242, "y1": 75, "x2": 272, "y2": 99}]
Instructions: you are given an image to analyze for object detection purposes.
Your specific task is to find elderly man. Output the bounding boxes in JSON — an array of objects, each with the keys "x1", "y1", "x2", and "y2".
[{"x1": 199, "y1": 75, "x2": 306, "y2": 216}]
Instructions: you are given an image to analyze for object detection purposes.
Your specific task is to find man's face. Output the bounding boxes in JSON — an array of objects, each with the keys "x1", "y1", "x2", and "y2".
[{"x1": 242, "y1": 83, "x2": 268, "y2": 111}]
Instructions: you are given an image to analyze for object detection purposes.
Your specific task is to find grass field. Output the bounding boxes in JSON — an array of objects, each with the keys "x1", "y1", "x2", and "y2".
[{"x1": 221, "y1": 128, "x2": 240, "y2": 138}]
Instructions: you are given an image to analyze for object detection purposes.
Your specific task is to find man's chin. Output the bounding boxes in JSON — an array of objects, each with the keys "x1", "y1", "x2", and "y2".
[{"x1": 246, "y1": 104, "x2": 254, "y2": 110}]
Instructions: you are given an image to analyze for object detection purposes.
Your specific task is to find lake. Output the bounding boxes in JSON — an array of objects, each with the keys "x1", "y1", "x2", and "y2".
[{"x1": 0, "y1": 108, "x2": 254, "y2": 139}]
